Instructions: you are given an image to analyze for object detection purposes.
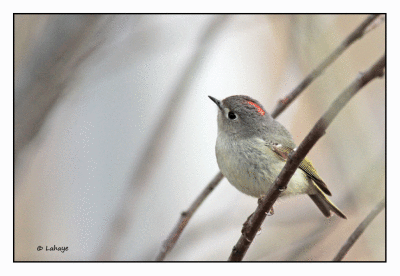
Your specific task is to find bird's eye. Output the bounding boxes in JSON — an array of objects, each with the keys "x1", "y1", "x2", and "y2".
[{"x1": 228, "y1": 111, "x2": 237, "y2": 120}]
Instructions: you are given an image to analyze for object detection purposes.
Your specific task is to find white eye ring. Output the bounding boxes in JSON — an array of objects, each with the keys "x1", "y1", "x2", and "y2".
[{"x1": 223, "y1": 108, "x2": 237, "y2": 120}]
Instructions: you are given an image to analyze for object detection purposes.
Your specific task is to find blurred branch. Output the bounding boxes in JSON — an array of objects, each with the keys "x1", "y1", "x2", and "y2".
[
  {"x1": 14, "y1": 15, "x2": 106, "y2": 162},
  {"x1": 96, "y1": 15, "x2": 230, "y2": 260},
  {"x1": 333, "y1": 198, "x2": 385, "y2": 261},
  {"x1": 155, "y1": 15, "x2": 385, "y2": 261},
  {"x1": 271, "y1": 14, "x2": 383, "y2": 118},
  {"x1": 363, "y1": 14, "x2": 386, "y2": 35},
  {"x1": 132, "y1": 15, "x2": 230, "y2": 188},
  {"x1": 155, "y1": 172, "x2": 223, "y2": 261},
  {"x1": 228, "y1": 54, "x2": 385, "y2": 261}
]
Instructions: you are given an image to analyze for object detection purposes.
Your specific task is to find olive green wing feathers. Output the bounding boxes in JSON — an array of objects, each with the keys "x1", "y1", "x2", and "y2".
[{"x1": 267, "y1": 143, "x2": 332, "y2": 196}]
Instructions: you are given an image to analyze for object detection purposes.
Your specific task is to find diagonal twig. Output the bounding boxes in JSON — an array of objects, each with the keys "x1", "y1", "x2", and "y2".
[
  {"x1": 228, "y1": 54, "x2": 385, "y2": 261},
  {"x1": 333, "y1": 198, "x2": 385, "y2": 261},
  {"x1": 271, "y1": 14, "x2": 383, "y2": 118},
  {"x1": 155, "y1": 172, "x2": 223, "y2": 261}
]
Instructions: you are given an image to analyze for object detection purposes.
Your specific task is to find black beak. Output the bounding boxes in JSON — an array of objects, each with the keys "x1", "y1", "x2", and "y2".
[{"x1": 208, "y1": 96, "x2": 223, "y2": 111}]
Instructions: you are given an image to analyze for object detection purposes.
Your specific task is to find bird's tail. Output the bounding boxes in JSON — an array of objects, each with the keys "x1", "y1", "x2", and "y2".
[{"x1": 309, "y1": 184, "x2": 347, "y2": 219}]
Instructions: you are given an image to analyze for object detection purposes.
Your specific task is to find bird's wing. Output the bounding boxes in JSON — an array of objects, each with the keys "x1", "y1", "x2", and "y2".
[{"x1": 267, "y1": 142, "x2": 332, "y2": 196}]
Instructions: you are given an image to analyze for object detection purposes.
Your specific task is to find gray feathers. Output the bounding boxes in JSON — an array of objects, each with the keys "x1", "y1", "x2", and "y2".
[{"x1": 210, "y1": 95, "x2": 346, "y2": 219}]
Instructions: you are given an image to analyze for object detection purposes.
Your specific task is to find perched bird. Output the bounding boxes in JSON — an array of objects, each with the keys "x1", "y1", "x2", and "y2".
[{"x1": 209, "y1": 95, "x2": 346, "y2": 219}]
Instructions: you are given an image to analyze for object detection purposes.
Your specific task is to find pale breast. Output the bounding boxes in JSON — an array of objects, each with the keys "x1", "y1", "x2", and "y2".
[{"x1": 215, "y1": 134, "x2": 313, "y2": 198}]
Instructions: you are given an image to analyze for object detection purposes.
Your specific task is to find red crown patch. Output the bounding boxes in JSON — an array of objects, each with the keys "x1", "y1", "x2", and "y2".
[{"x1": 247, "y1": 101, "x2": 265, "y2": 116}]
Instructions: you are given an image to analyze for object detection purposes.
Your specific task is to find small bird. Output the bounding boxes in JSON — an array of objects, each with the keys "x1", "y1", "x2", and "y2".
[{"x1": 209, "y1": 95, "x2": 346, "y2": 219}]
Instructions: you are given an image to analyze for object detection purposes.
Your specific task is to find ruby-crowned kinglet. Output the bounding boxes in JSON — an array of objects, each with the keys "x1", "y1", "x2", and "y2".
[{"x1": 209, "y1": 95, "x2": 346, "y2": 219}]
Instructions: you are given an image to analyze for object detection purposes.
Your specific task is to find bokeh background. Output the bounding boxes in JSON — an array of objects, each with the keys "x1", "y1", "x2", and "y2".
[{"x1": 14, "y1": 14, "x2": 385, "y2": 261}]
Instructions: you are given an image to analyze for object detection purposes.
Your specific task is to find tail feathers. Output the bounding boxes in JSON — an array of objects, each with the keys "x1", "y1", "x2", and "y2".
[{"x1": 309, "y1": 192, "x2": 347, "y2": 219}]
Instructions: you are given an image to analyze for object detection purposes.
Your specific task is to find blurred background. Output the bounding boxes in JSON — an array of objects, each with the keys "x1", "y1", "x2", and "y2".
[{"x1": 14, "y1": 14, "x2": 385, "y2": 261}]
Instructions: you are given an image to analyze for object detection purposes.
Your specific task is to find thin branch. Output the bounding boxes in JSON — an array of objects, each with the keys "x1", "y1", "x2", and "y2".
[
  {"x1": 155, "y1": 172, "x2": 224, "y2": 261},
  {"x1": 333, "y1": 198, "x2": 385, "y2": 261},
  {"x1": 363, "y1": 14, "x2": 386, "y2": 35},
  {"x1": 155, "y1": 15, "x2": 385, "y2": 261},
  {"x1": 271, "y1": 14, "x2": 382, "y2": 118},
  {"x1": 228, "y1": 54, "x2": 385, "y2": 261}
]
